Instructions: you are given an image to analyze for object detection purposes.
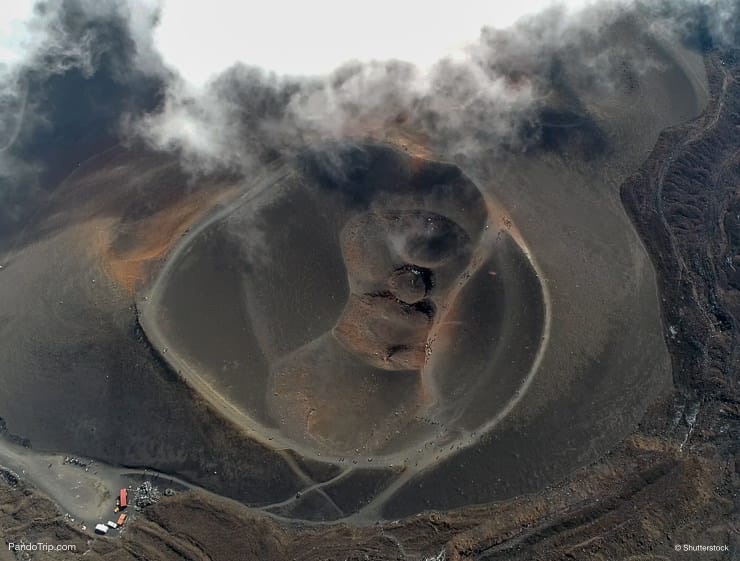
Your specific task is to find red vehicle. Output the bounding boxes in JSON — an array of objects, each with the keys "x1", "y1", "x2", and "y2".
[{"x1": 119, "y1": 488, "x2": 128, "y2": 509}]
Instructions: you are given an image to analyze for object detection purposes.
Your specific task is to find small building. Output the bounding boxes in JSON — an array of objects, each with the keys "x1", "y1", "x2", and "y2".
[
  {"x1": 117, "y1": 513, "x2": 127, "y2": 526},
  {"x1": 94, "y1": 524, "x2": 109, "y2": 535},
  {"x1": 119, "y1": 488, "x2": 128, "y2": 508}
]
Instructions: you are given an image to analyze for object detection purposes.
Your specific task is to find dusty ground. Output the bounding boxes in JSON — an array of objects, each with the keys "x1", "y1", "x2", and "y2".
[
  {"x1": 132, "y1": 21, "x2": 695, "y2": 516},
  {"x1": 0, "y1": 49, "x2": 737, "y2": 560}
]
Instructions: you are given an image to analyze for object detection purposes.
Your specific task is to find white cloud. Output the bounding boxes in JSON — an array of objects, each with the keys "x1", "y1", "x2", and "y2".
[{"x1": 1, "y1": 0, "x2": 737, "y2": 179}]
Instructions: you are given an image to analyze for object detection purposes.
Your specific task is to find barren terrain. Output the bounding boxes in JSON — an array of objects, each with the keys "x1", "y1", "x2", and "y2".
[{"x1": 0, "y1": 32, "x2": 736, "y2": 561}]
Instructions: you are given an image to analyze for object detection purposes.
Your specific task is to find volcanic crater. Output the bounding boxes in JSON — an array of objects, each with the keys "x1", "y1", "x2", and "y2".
[{"x1": 140, "y1": 144, "x2": 548, "y2": 465}]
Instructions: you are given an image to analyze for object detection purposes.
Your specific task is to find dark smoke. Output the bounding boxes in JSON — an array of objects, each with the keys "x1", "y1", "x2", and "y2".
[{"x1": 0, "y1": 0, "x2": 162, "y2": 241}]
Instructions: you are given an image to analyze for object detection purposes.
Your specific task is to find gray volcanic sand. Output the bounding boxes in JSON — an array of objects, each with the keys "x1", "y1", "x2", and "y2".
[
  {"x1": 0, "y1": 20, "x2": 710, "y2": 523},
  {"x1": 0, "y1": 150, "x2": 309, "y2": 508}
]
